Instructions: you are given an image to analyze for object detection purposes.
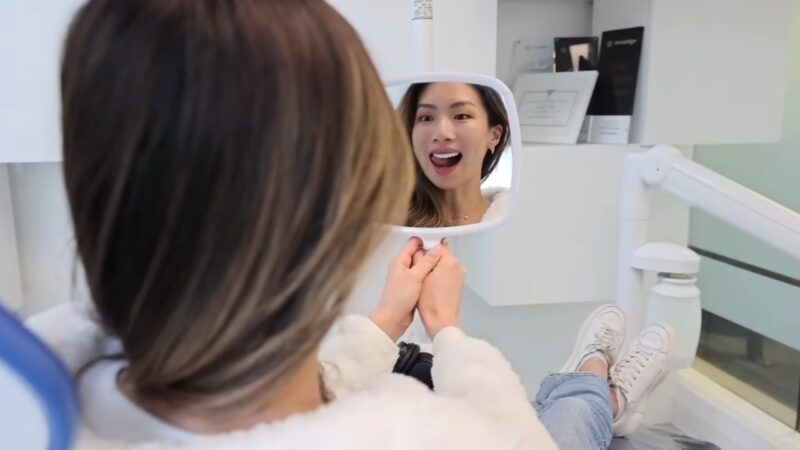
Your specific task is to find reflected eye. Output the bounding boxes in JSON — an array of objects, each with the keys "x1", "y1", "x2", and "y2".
[
  {"x1": 416, "y1": 115, "x2": 434, "y2": 123},
  {"x1": 454, "y1": 113, "x2": 472, "y2": 120}
]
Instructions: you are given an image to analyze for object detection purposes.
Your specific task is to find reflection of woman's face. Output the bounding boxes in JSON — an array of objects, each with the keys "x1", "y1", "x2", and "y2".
[{"x1": 412, "y1": 83, "x2": 501, "y2": 191}]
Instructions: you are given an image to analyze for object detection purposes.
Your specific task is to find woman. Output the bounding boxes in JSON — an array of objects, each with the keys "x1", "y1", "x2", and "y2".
[
  {"x1": 399, "y1": 82, "x2": 510, "y2": 227},
  {"x1": 40, "y1": 0, "x2": 672, "y2": 448}
]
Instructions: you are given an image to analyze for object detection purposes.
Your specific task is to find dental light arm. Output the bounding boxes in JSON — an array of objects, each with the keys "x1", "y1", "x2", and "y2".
[
  {"x1": 411, "y1": 0, "x2": 433, "y2": 72},
  {"x1": 617, "y1": 145, "x2": 800, "y2": 333}
]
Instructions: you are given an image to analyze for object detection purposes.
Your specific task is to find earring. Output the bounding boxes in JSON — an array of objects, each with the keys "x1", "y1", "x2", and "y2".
[{"x1": 490, "y1": 146, "x2": 496, "y2": 154}]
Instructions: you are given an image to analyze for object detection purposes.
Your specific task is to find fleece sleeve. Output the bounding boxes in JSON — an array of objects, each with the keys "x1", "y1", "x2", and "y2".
[
  {"x1": 318, "y1": 315, "x2": 399, "y2": 398},
  {"x1": 431, "y1": 327, "x2": 558, "y2": 450},
  {"x1": 24, "y1": 302, "x2": 112, "y2": 375}
]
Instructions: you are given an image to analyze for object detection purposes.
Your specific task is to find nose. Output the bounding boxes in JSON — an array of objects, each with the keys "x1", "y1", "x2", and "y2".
[{"x1": 432, "y1": 117, "x2": 455, "y2": 142}]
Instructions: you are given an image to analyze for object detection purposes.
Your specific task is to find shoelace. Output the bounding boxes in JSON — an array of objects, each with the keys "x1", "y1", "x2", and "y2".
[
  {"x1": 613, "y1": 348, "x2": 656, "y2": 396},
  {"x1": 588, "y1": 326, "x2": 621, "y2": 354}
]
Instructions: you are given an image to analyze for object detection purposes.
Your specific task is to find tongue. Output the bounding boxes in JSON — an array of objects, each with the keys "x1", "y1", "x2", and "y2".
[{"x1": 431, "y1": 154, "x2": 461, "y2": 168}]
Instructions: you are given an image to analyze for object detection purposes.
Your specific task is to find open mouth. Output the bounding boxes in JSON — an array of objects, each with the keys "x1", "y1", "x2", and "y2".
[{"x1": 430, "y1": 152, "x2": 462, "y2": 168}]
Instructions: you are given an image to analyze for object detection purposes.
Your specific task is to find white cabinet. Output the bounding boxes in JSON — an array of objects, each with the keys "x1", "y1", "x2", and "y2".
[{"x1": 459, "y1": 144, "x2": 692, "y2": 306}]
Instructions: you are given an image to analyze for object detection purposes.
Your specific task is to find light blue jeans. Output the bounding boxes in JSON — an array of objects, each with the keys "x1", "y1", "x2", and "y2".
[{"x1": 534, "y1": 373, "x2": 614, "y2": 450}]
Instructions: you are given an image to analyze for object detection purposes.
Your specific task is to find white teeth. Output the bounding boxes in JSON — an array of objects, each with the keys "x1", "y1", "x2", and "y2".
[{"x1": 432, "y1": 152, "x2": 460, "y2": 159}]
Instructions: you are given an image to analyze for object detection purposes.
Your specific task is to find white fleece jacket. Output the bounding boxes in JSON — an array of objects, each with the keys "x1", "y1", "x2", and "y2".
[
  {"x1": 26, "y1": 303, "x2": 557, "y2": 450},
  {"x1": 481, "y1": 188, "x2": 509, "y2": 223}
]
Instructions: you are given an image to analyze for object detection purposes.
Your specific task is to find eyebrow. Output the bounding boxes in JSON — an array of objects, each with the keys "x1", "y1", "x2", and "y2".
[{"x1": 416, "y1": 101, "x2": 477, "y2": 110}]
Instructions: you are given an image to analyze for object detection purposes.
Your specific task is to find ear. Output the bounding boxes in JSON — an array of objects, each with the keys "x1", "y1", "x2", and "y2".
[{"x1": 488, "y1": 125, "x2": 503, "y2": 151}]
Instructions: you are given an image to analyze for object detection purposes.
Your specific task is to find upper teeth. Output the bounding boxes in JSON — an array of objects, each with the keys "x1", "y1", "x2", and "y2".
[{"x1": 433, "y1": 152, "x2": 459, "y2": 159}]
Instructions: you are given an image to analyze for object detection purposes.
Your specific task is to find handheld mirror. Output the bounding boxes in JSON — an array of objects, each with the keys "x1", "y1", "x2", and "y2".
[{"x1": 385, "y1": 72, "x2": 521, "y2": 248}]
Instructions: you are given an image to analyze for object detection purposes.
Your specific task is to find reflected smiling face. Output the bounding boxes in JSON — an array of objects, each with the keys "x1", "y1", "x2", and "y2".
[{"x1": 411, "y1": 83, "x2": 502, "y2": 191}]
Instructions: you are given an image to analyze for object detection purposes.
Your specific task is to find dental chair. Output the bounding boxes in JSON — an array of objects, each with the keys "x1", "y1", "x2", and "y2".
[
  {"x1": 610, "y1": 425, "x2": 720, "y2": 450},
  {"x1": 0, "y1": 302, "x2": 80, "y2": 450}
]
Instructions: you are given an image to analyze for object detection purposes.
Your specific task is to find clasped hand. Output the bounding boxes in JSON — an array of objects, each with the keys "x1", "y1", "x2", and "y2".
[{"x1": 370, "y1": 237, "x2": 466, "y2": 342}]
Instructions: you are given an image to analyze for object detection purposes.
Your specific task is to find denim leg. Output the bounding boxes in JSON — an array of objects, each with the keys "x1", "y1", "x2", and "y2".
[{"x1": 533, "y1": 373, "x2": 613, "y2": 450}]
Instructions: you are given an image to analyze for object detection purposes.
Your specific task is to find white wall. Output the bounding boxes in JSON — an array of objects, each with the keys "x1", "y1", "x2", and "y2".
[
  {"x1": 7, "y1": 164, "x2": 76, "y2": 317},
  {"x1": 0, "y1": 166, "x2": 23, "y2": 310},
  {"x1": 0, "y1": 0, "x2": 83, "y2": 312},
  {"x1": 326, "y1": 0, "x2": 414, "y2": 79},
  {"x1": 0, "y1": 1, "x2": 84, "y2": 163}
]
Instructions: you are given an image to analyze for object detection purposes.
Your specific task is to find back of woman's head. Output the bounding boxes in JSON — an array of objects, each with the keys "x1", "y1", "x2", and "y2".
[{"x1": 61, "y1": 0, "x2": 413, "y2": 413}]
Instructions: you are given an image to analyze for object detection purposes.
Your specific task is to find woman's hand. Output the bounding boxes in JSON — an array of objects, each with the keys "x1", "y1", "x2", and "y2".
[
  {"x1": 417, "y1": 241, "x2": 466, "y2": 339},
  {"x1": 371, "y1": 238, "x2": 443, "y2": 341}
]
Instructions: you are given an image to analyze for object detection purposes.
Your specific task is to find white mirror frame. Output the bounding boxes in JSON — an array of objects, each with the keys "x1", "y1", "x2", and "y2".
[{"x1": 385, "y1": 71, "x2": 522, "y2": 248}]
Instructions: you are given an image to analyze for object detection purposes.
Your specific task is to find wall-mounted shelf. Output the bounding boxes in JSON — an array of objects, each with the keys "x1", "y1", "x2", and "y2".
[{"x1": 497, "y1": 0, "x2": 795, "y2": 146}]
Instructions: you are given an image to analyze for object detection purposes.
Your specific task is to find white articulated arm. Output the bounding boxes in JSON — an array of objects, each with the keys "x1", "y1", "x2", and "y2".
[
  {"x1": 642, "y1": 145, "x2": 800, "y2": 261},
  {"x1": 617, "y1": 145, "x2": 800, "y2": 335}
]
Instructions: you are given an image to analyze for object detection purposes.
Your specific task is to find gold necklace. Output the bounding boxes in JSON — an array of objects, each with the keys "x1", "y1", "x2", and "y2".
[
  {"x1": 450, "y1": 213, "x2": 471, "y2": 221},
  {"x1": 448, "y1": 200, "x2": 489, "y2": 224}
]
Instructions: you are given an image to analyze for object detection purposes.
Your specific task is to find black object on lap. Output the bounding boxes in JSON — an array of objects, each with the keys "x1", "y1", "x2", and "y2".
[{"x1": 393, "y1": 342, "x2": 434, "y2": 390}]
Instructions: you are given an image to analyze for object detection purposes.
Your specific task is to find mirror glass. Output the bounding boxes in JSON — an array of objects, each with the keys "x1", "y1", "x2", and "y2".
[{"x1": 386, "y1": 75, "x2": 518, "y2": 236}]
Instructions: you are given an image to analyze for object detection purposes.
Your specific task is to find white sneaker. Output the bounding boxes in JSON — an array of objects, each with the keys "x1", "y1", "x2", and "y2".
[
  {"x1": 560, "y1": 304, "x2": 626, "y2": 373},
  {"x1": 611, "y1": 323, "x2": 676, "y2": 437}
]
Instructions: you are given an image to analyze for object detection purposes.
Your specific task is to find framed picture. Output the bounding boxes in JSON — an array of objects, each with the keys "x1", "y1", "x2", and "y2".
[
  {"x1": 554, "y1": 37, "x2": 598, "y2": 72},
  {"x1": 511, "y1": 71, "x2": 598, "y2": 144}
]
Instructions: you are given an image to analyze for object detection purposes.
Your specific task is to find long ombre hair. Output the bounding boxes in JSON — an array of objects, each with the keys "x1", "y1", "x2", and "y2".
[
  {"x1": 399, "y1": 83, "x2": 510, "y2": 227},
  {"x1": 61, "y1": 0, "x2": 414, "y2": 414}
]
